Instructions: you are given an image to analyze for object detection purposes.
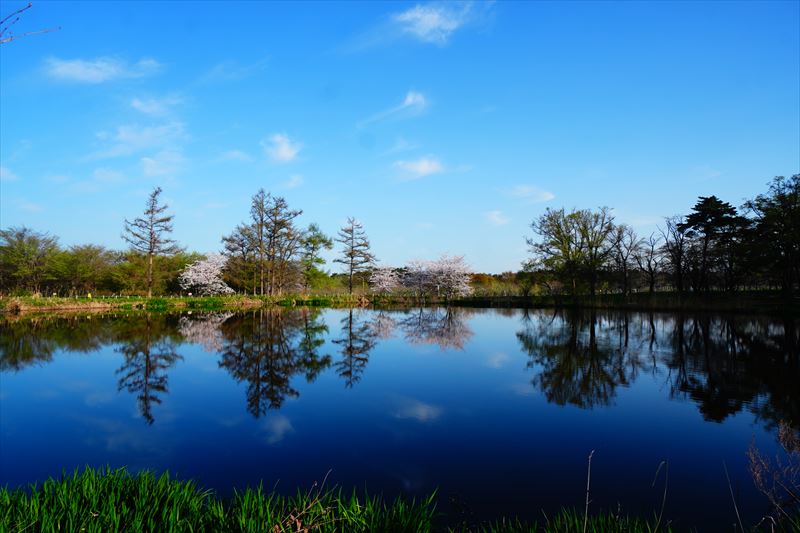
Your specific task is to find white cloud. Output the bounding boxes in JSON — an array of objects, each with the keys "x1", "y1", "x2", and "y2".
[
  {"x1": 395, "y1": 156, "x2": 444, "y2": 180},
  {"x1": 217, "y1": 149, "x2": 253, "y2": 162},
  {"x1": 200, "y1": 58, "x2": 269, "y2": 83},
  {"x1": 0, "y1": 166, "x2": 19, "y2": 182},
  {"x1": 485, "y1": 210, "x2": 510, "y2": 226},
  {"x1": 131, "y1": 95, "x2": 182, "y2": 115},
  {"x1": 381, "y1": 137, "x2": 420, "y2": 156},
  {"x1": 141, "y1": 150, "x2": 185, "y2": 177},
  {"x1": 509, "y1": 185, "x2": 555, "y2": 203},
  {"x1": 70, "y1": 167, "x2": 127, "y2": 193},
  {"x1": 92, "y1": 168, "x2": 126, "y2": 183},
  {"x1": 45, "y1": 56, "x2": 161, "y2": 83},
  {"x1": 262, "y1": 133, "x2": 301, "y2": 162},
  {"x1": 360, "y1": 90, "x2": 428, "y2": 127},
  {"x1": 486, "y1": 352, "x2": 510, "y2": 369},
  {"x1": 393, "y1": 398, "x2": 442, "y2": 423},
  {"x1": 260, "y1": 415, "x2": 294, "y2": 445},
  {"x1": 392, "y1": 3, "x2": 474, "y2": 45},
  {"x1": 91, "y1": 122, "x2": 185, "y2": 159},
  {"x1": 284, "y1": 174, "x2": 304, "y2": 189},
  {"x1": 17, "y1": 199, "x2": 43, "y2": 213}
]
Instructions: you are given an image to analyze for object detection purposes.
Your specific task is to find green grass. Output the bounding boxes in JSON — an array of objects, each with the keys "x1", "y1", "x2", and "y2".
[
  {"x1": 0, "y1": 467, "x2": 436, "y2": 533},
  {"x1": 6, "y1": 467, "x2": 800, "y2": 532}
]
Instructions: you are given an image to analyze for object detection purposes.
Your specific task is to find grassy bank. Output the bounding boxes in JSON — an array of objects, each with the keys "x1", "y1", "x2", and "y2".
[
  {"x1": 454, "y1": 290, "x2": 800, "y2": 316},
  {"x1": 0, "y1": 468, "x2": 680, "y2": 533},
  {"x1": 2, "y1": 290, "x2": 797, "y2": 316}
]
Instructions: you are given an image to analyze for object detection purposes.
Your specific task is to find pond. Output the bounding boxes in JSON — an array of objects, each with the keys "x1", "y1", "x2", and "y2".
[{"x1": 1, "y1": 307, "x2": 798, "y2": 530}]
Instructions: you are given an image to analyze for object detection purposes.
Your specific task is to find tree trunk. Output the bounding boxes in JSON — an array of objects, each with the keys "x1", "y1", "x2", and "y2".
[{"x1": 147, "y1": 252, "x2": 153, "y2": 298}]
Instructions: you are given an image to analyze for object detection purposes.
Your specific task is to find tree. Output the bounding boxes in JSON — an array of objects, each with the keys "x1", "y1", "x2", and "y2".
[
  {"x1": 221, "y1": 224, "x2": 257, "y2": 294},
  {"x1": 50, "y1": 244, "x2": 114, "y2": 296},
  {"x1": 299, "y1": 223, "x2": 332, "y2": 291},
  {"x1": 178, "y1": 254, "x2": 234, "y2": 295},
  {"x1": 678, "y1": 196, "x2": 740, "y2": 292},
  {"x1": 1, "y1": 2, "x2": 59, "y2": 45},
  {"x1": 0, "y1": 226, "x2": 59, "y2": 294},
  {"x1": 634, "y1": 233, "x2": 663, "y2": 294},
  {"x1": 612, "y1": 224, "x2": 641, "y2": 297},
  {"x1": 334, "y1": 217, "x2": 375, "y2": 294},
  {"x1": 122, "y1": 187, "x2": 181, "y2": 298},
  {"x1": 527, "y1": 207, "x2": 616, "y2": 297},
  {"x1": 744, "y1": 175, "x2": 800, "y2": 296},
  {"x1": 660, "y1": 216, "x2": 689, "y2": 294},
  {"x1": 369, "y1": 267, "x2": 401, "y2": 294},
  {"x1": 247, "y1": 190, "x2": 303, "y2": 296},
  {"x1": 426, "y1": 255, "x2": 473, "y2": 301}
]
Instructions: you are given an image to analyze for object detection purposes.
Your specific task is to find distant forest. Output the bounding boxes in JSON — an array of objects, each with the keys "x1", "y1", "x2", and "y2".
[{"x1": 0, "y1": 174, "x2": 797, "y2": 299}]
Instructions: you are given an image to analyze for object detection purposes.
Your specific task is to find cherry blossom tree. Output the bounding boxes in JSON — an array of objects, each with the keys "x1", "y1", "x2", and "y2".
[
  {"x1": 427, "y1": 255, "x2": 473, "y2": 300},
  {"x1": 369, "y1": 267, "x2": 400, "y2": 294},
  {"x1": 178, "y1": 254, "x2": 234, "y2": 295}
]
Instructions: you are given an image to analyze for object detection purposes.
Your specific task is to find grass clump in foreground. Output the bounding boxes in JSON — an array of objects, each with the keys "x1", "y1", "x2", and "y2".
[
  {"x1": 0, "y1": 468, "x2": 685, "y2": 533},
  {"x1": 0, "y1": 467, "x2": 436, "y2": 533}
]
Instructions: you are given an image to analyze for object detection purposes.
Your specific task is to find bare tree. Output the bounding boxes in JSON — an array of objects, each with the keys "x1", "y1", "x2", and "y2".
[
  {"x1": 660, "y1": 216, "x2": 689, "y2": 295},
  {"x1": 635, "y1": 233, "x2": 663, "y2": 294},
  {"x1": 334, "y1": 217, "x2": 375, "y2": 294},
  {"x1": 612, "y1": 224, "x2": 642, "y2": 297},
  {"x1": 1, "y1": 3, "x2": 59, "y2": 45},
  {"x1": 122, "y1": 187, "x2": 181, "y2": 298}
]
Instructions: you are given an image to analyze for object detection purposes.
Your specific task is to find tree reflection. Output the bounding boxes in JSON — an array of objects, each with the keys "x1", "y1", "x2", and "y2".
[
  {"x1": 398, "y1": 307, "x2": 473, "y2": 350},
  {"x1": 517, "y1": 310, "x2": 800, "y2": 429},
  {"x1": 517, "y1": 310, "x2": 637, "y2": 408},
  {"x1": 115, "y1": 315, "x2": 183, "y2": 425},
  {"x1": 219, "y1": 309, "x2": 331, "y2": 416},
  {"x1": 0, "y1": 315, "x2": 113, "y2": 371},
  {"x1": 333, "y1": 308, "x2": 377, "y2": 388}
]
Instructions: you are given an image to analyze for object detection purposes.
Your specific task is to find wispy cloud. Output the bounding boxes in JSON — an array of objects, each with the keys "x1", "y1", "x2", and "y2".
[
  {"x1": 393, "y1": 397, "x2": 443, "y2": 423},
  {"x1": 0, "y1": 166, "x2": 19, "y2": 182},
  {"x1": 346, "y1": 1, "x2": 491, "y2": 51},
  {"x1": 360, "y1": 91, "x2": 428, "y2": 127},
  {"x1": 486, "y1": 352, "x2": 510, "y2": 369},
  {"x1": 260, "y1": 415, "x2": 294, "y2": 445},
  {"x1": 380, "y1": 137, "x2": 421, "y2": 156},
  {"x1": 90, "y1": 122, "x2": 186, "y2": 159},
  {"x1": 283, "y1": 174, "x2": 304, "y2": 189},
  {"x1": 217, "y1": 149, "x2": 254, "y2": 162},
  {"x1": 142, "y1": 149, "x2": 185, "y2": 177},
  {"x1": 70, "y1": 167, "x2": 126, "y2": 193},
  {"x1": 485, "y1": 210, "x2": 509, "y2": 226},
  {"x1": 395, "y1": 156, "x2": 443, "y2": 180},
  {"x1": 392, "y1": 3, "x2": 476, "y2": 45},
  {"x1": 17, "y1": 199, "x2": 43, "y2": 213},
  {"x1": 262, "y1": 133, "x2": 301, "y2": 162},
  {"x1": 131, "y1": 95, "x2": 182, "y2": 115},
  {"x1": 509, "y1": 185, "x2": 555, "y2": 203},
  {"x1": 45, "y1": 56, "x2": 161, "y2": 83},
  {"x1": 200, "y1": 58, "x2": 269, "y2": 83}
]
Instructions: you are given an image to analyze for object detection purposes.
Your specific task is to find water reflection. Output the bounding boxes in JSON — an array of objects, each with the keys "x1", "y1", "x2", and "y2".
[
  {"x1": 333, "y1": 309, "x2": 377, "y2": 388},
  {"x1": 398, "y1": 307, "x2": 473, "y2": 350},
  {"x1": 218, "y1": 309, "x2": 331, "y2": 416},
  {"x1": 1, "y1": 308, "x2": 797, "y2": 430},
  {"x1": 115, "y1": 315, "x2": 183, "y2": 424},
  {"x1": 516, "y1": 310, "x2": 800, "y2": 427}
]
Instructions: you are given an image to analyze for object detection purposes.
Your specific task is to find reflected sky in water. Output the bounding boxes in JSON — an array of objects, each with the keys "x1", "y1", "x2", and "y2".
[{"x1": 1, "y1": 307, "x2": 798, "y2": 530}]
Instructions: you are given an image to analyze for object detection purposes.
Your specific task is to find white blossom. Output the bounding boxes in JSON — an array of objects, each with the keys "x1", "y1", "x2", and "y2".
[
  {"x1": 369, "y1": 267, "x2": 401, "y2": 294},
  {"x1": 178, "y1": 254, "x2": 235, "y2": 296}
]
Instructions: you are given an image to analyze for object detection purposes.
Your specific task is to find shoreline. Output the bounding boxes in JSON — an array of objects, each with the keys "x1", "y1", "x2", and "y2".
[{"x1": 1, "y1": 290, "x2": 797, "y2": 316}]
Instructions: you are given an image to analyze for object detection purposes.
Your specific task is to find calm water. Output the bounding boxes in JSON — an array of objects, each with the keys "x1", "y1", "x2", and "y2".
[{"x1": 1, "y1": 307, "x2": 798, "y2": 530}]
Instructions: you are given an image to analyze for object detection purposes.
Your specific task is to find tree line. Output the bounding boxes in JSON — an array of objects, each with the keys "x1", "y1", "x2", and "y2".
[
  {"x1": 524, "y1": 175, "x2": 799, "y2": 298},
  {"x1": 0, "y1": 187, "x2": 377, "y2": 297},
  {"x1": 1, "y1": 174, "x2": 796, "y2": 299}
]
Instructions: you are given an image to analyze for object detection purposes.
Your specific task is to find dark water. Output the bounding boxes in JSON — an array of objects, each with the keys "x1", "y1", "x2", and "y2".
[{"x1": 1, "y1": 307, "x2": 798, "y2": 530}]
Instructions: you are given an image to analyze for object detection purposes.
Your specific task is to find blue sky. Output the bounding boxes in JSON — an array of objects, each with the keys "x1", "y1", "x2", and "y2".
[{"x1": 1, "y1": 1, "x2": 798, "y2": 273}]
